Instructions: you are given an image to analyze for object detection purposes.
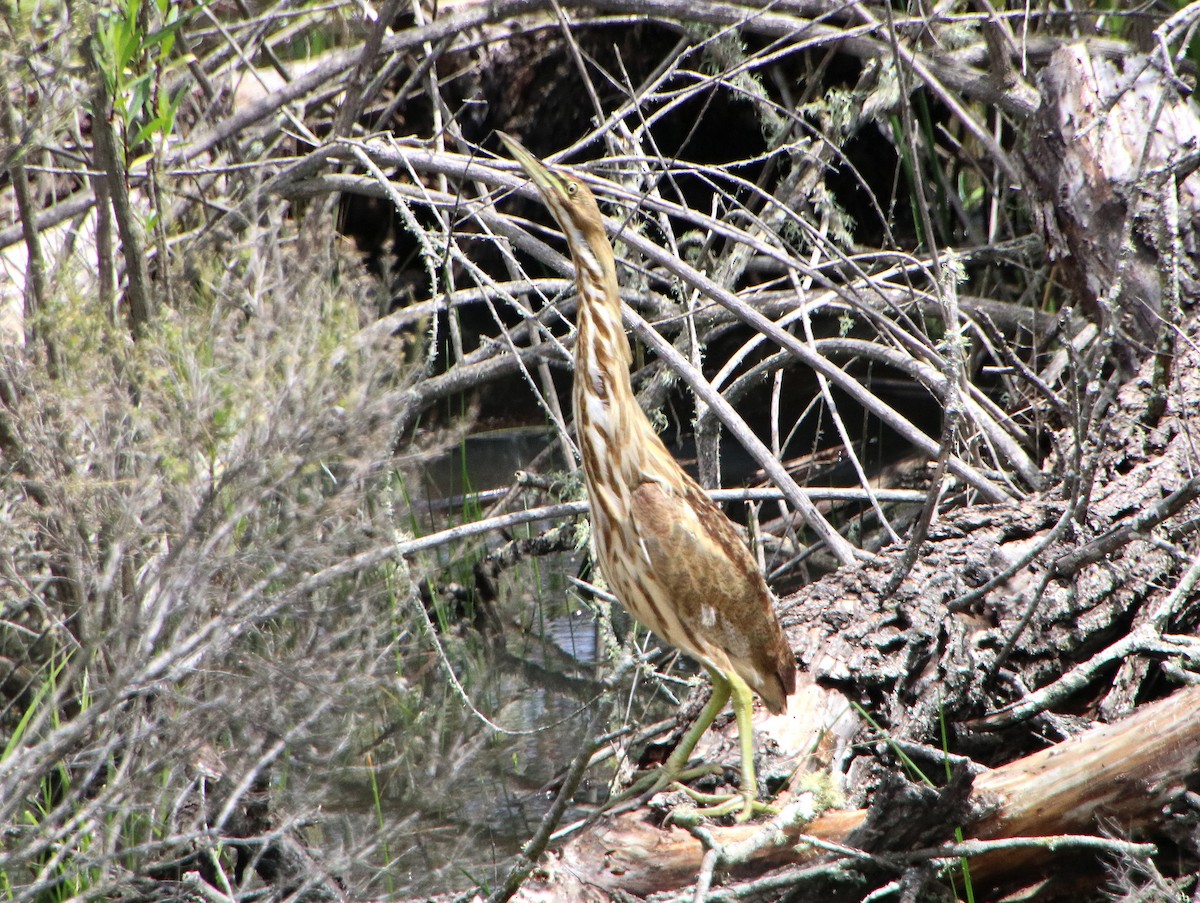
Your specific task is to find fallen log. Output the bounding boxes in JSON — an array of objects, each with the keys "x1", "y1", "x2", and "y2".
[{"x1": 513, "y1": 684, "x2": 1200, "y2": 900}]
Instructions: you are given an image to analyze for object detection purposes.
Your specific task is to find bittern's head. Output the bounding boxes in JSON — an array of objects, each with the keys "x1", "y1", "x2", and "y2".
[{"x1": 498, "y1": 132, "x2": 608, "y2": 261}]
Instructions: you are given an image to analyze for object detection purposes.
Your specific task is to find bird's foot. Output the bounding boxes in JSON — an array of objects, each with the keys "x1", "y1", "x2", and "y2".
[
  {"x1": 604, "y1": 762, "x2": 723, "y2": 815},
  {"x1": 662, "y1": 786, "x2": 778, "y2": 825}
]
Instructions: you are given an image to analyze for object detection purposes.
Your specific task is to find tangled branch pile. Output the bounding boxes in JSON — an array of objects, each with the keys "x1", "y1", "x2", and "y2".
[{"x1": 3, "y1": 1, "x2": 1200, "y2": 901}]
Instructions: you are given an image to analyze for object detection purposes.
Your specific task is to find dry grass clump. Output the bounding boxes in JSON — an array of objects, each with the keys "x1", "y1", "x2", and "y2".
[{"x1": 0, "y1": 219, "x2": 431, "y2": 901}]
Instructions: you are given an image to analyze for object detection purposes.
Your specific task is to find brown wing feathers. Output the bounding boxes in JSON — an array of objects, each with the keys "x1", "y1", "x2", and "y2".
[{"x1": 630, "y1": 477, "x2": 796, "y2": 715}]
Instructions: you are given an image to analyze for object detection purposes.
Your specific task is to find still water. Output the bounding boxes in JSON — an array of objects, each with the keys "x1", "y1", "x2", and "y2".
[{"x1": 294, "y1": 429, "x2": 677, "y2": 897}]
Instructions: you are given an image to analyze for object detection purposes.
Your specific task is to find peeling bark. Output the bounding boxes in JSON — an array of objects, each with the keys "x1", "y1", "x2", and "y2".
[{"x1": 1024, "y1": 43, "x2": 1200, "y2": 358}]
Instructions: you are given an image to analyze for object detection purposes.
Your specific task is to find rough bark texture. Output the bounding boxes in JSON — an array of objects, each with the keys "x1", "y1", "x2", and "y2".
[
  {"x1": 784, "y1": 317, "x2": 1200, "y2": 745},
  {"x1": 513, "y1": 687, "x2": 1200, "y2": 901},
  {"x1": 1025, "y1": 44, "x2": 1200, "y2": 358}
]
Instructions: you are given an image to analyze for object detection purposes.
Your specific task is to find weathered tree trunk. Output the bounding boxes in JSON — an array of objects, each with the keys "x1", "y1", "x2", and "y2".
[
  {"x1": 515, "y1": 686, "x2": 1200, "y2": 900},
  {"x1": 1025, "y1": 43, "x2": 1200, "y2": 360}
]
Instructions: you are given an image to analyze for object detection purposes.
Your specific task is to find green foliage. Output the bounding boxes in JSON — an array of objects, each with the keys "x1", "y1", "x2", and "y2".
[
  {"x1": 808, "y1": 184, "x2": 856, "y2": 252},
  {"x1": 93, "y1": 0, "x2": 197, "y2": 165},
  {"x1": 838, "y1": 310, "x2": 856, "y2": 337},
  {"x1": 3, "y1": 658, "x2": 101, "y2": 902},
  {"x1": 937, "y1": 19, "x2": 978, "y2": 51},
  {"x1": 940, "y1": 707, "x2": 975, "y2": 903},
  {"x1": 689, "y1": 22, "x2": 786, "y2": 144},
  {"x1": 2, "y1": 656, "x2": 67, "y2": 762},
  {"x1": 792, "y1": 769, "x2": 845, "y2": 813}
]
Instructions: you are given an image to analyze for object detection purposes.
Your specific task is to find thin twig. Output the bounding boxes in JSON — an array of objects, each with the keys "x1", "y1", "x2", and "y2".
[
  {"x1": 975, "y1": 549, "x2": 1200, "y2": 729},
  {"x1": 486, "y1": 718, "x2": 600, "y2": 903}
]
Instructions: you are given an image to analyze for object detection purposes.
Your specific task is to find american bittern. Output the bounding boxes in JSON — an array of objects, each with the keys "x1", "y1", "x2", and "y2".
[{"x1": 499, "y1": 133, "x2": 796, "y2": 820}]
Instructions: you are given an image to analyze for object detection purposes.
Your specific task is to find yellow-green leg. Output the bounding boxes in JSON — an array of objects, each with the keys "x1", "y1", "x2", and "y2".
[
  {"x1": 611, "y1": 667, "x2": 729, "y2": 806},
  {"x1": 659, "y1": 667, "x2": 733, "y2": 786},
  {"x1": 728, "y1": 669, "x2": 759, "y2": 821},
  {"x1": 664, "y1": 669, "x2": 765, "y2": 822},
  {"x1": 612, "y1": 667, "x2": 769, "y2": 822}
]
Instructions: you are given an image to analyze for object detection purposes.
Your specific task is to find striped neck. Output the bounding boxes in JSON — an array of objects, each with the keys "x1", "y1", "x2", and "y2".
[{"x1": 570, "y1": 248, "x2": 680, "y2": 493}]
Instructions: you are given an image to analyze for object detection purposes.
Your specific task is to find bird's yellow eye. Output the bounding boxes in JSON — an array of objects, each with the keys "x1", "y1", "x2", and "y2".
[{"x1": 567, "y1": 182, "x2": 579, "y2": 196}]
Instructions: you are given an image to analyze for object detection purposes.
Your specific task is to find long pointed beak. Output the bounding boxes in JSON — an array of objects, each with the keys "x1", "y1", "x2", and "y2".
[{"x1": 497, "y1": 131, "x2": 570, "y2": 203}]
